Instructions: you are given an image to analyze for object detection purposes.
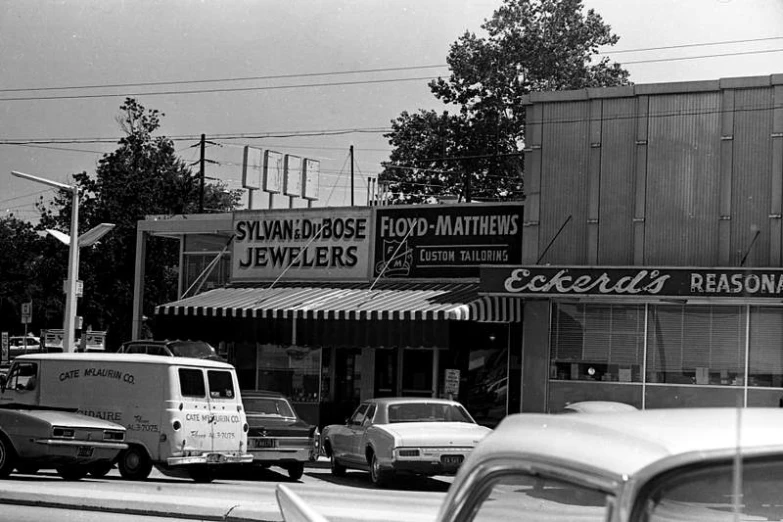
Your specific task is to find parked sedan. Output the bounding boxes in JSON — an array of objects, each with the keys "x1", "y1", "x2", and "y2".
[
  {"x1": 243, "y1": 390, "x2": 318, "y2": 480},
  {"x1": 281, "y1": 407, "x2": 783, "y2": 521},
  {"x1": 321, "y1": 397, "x2": 492, "y2": 486},
  {"x1": 0, "y1": 404, "x2": 127, "y2": 480}
]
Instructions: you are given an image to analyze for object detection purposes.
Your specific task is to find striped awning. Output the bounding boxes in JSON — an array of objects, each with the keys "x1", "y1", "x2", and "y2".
[{"x1": 155, "y1": 282, "x2": 522, "y2": 323}]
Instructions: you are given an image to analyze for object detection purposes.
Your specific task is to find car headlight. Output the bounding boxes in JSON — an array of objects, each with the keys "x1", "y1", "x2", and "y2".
[{"x1": 52, "y1": 427, "x2": 75, "y2": 438}]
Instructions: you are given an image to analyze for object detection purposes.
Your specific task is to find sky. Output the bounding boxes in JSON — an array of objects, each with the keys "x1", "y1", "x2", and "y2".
[{"x1": 2, "y1": 0, "x2": 783, "y2": 223}]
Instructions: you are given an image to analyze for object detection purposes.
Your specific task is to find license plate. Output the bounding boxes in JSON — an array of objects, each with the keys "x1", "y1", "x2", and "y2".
[
  {"x1": 77, "y1": 446, "x2": 94, "y2": 458},
  {"x1": 255, "y1": 438, "x2": 277, "y2": 448},
  {"x1": 441, "y1": 455, "x2": 464, "y2": 465},
  {"x1": 206, "y1": 453, "x2": 224, "y2": 463}
]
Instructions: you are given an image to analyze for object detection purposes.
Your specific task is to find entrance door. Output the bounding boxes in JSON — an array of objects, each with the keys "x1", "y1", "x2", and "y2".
[
  {"x1": 401, "y1": 348, "x2": 435, "y2": 397},
  {"x1": 374, "y1": 348, "x2": 397, "y2": 398}
]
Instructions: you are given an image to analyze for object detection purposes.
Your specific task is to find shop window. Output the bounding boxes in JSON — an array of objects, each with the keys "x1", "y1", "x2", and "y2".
[
  {"x1": 749, "y1": 306, "x2": 783, "y2": 388},
  {"x1": 646, "y1": 305, "x2": 745, "y2": 386},
  {"x1": 256, "y1": 344, "x2": 321, "y2": 403},
  {"x1": 550, "y1": 303, "x2": 644, "y2": 383}
]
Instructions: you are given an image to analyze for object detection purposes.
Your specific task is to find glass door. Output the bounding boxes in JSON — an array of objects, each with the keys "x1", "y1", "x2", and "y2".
[{"x1": 401, "y1": 348, "x2": 435, "y2": 397}]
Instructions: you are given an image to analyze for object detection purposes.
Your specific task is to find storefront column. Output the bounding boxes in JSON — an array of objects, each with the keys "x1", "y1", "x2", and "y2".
[{"x1": 521, "y1": 300, "x2": 550, "y2": 412}]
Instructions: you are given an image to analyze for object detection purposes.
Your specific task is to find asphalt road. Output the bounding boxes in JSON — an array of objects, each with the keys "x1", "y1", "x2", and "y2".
[{"x1": 0, "y1": 463, "x2": 454, "y2": 522}]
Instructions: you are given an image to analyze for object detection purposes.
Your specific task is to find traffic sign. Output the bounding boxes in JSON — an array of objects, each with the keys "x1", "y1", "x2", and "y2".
[{"x1": 21, "y1": 301, "x2": 32, "y2": 324}]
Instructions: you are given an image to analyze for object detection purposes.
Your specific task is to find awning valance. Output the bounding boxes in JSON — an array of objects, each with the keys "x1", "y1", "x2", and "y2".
[{"x1": 155, "y1": 281, "x2": 522, "y2": 323}]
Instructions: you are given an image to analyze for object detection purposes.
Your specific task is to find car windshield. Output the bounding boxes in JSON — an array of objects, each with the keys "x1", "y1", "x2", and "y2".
[
  {"x1": 244, "y1": 397, "x2": 295, "y2": 417},
  {"x1": 168, "y1": 341, "x2": 218, "y2": 359},
  {"x1": 387, "y1": 402, "x2": 473, "y2": 423},
  {"x1": 643, "y1": 457, "x2": 783, "y2": 521}
]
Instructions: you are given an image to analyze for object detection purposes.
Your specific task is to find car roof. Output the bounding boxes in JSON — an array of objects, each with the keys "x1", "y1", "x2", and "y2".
[
  {"x1": 242, "y1": 390, "x2": 287, "y2": 399},
  {"x1": 362, "y1": 397, "x2": 463, "y2": 406},
  {"x1": 472, "y1": 408, "x2": 783, "y2": 480},
  {"x1": 14, "y1": 352, "x2": 234, "y2": 369}
]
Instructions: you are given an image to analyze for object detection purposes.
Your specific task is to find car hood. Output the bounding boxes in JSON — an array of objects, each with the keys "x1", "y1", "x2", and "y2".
[
  {"x1": 246, "y1": 414, "x2": 312, "y2": 437},
  {"x1": 15, "y1": 409, "x2": 125, "y2": 430},
  {"x1": 380, "y1": 422, "x2": 492, "y2": 446}
]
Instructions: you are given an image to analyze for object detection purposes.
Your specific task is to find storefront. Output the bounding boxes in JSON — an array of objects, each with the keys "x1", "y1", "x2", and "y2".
[
  {"x1": 148, "y1": 203, "x2": 525, "y2": 427},
  {"x1": 482, "y1": 265, "x2": 783, "y2": 412}
]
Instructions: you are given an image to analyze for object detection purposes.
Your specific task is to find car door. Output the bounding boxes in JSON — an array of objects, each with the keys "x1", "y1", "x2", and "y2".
[
  {"x1": 351, "y1": 403, "x2": 377, "y2": 462},
  {"x1": 332, "y1": 402, "x2": 368, "y2": 464}
]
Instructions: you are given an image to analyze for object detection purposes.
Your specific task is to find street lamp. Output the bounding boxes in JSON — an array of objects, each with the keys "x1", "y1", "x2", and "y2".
[{"x1": 11, "y1": 171, "x2": 114, "y2": 353}]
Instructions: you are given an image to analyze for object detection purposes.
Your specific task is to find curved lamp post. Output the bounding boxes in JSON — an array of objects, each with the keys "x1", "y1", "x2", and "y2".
[{"x1": 11, "y1": 171, "x2": 115, "y2": 352}]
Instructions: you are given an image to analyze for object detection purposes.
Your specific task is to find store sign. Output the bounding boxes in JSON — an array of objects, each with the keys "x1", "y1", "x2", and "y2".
[
  {"x1": 481, "y1": 266, "x2": 783, "y2": 299},
  {"x1": 232, "y1": 208, "x2": 371, "y2": 281},
  {"x1": 373, "y1": 204, "x2": 523, "y2": 279}
]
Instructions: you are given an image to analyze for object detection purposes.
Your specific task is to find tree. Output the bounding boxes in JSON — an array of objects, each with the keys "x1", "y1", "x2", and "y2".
[
  {"x1": 0, "y1": 215, "x2": 44, "y2": 335},
  {"x1": 37, "y1": 98, "x2": 242, "y2": 348},
  {"x1": 379, "y1": 0, "x2": 630, "y2": 204}
]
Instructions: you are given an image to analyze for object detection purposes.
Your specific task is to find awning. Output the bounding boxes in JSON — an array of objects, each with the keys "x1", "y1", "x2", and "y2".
[{"x1": 156, "y1": 281, "x2": 485, "y2": 322}]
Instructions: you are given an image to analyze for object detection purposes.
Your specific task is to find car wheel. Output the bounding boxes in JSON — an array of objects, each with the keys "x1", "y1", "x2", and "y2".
[
  {"x1": 15, "y1": 465, "x2": 39, "y2": 475},
  {"x1": 0, "y1": 434, "x2": 17, "y2": 479},
  {"x1": 330, "y1": 453, "x2": 346, "y2": 477},
  {"x1": 89, "y1": 462, "x2": 114, "y2": 478},
  {"x1": 370, "y1": 454, "x2": 391, "y2": 487},
  {"x1": 57, "y1": 465, "x2": 89, "y2": 481},
  {"x1": 118, "y1": 445, "x2": 153, "y2": 481},
  {"x1": 288, "y1": 462, "x2": 304, "y2": 481}
]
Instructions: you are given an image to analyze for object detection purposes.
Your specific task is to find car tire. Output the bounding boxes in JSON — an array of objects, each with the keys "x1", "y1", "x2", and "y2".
[
  {"x1": 118, "y1": 445, "x2": 153, "y2": 481},
  {"x1": 330, "y1": 453, "x2": 346, "y2": 477},
  {"x1": 370, "y1": 453, "x2": 391, "y2": 487},
  {"x1": 288, "y1": 462, "x2": 304, "y2": 481},
  {"x1": 57, "y1": 465, "x2": 89, "y2": 481},
  {"x1": 0, "y1": 435, "x2": 17, "y2": 479},
  {"x1": 89, "y1": 462, "x2": 114, "y2": 478}
]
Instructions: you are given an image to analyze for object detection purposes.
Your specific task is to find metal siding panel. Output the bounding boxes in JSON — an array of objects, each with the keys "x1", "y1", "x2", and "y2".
[
  {"x1": 645, "y1": 92, "x2": 722, "y2": 265},
  {"x1": 540, "y1": 101, "x2": 591, "y2": 264},
  {"x1": 598, "y1": 98, "x2": 637, "y2": 264},
  {"x1": 730, "y1": 88, "x2": 773, "y2": 267}
]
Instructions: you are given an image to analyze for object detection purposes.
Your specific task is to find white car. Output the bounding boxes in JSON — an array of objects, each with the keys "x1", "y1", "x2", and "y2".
[{"x1": 321, "y1": 397, "x2": 491, "y2": 487}]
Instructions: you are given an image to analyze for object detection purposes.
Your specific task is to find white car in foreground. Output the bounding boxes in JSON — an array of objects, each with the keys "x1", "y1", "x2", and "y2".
[{"x1": 321, "y1": 397, "x2": 491, "y2": 487}]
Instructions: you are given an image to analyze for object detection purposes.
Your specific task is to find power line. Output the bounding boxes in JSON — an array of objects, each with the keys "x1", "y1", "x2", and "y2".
[
  {"x1": 623, "y1": 47, "x2": 783, "y2": 65},
  {"x1": 605, "y1": 36, "x2": 783, "y2": 55},
  {"x1": 0, "y1": 76, "x2": 437, "y2": 102}
]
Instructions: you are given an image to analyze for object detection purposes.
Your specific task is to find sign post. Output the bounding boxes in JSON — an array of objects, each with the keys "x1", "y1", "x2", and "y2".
[
  {"x1": 21, "y1": 301, "x2": 32, "y2": 349},
  {"x1": 1, "y1": 332, "x2": 8, "y2": 365}
]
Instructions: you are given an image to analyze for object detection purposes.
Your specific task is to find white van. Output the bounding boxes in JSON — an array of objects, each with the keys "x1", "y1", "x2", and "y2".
[{"x1": 0, "y1": 353, "x2": 252, "y2": 482}]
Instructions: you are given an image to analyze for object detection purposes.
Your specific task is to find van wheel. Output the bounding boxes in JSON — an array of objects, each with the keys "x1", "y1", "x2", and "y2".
[
  {"x1": 57, "y1": 465, "x2": 88, "y2": 481},
  {"x1": 118, "y1": 446, "x2": 152, "y2": 480},
  {"x1": 288, "y1": 462, "x2": 304, "y2": 481},
  {"x1": 89, "y1": 462, "x2": 114, "y2": 478},
  {"x1": 0, "y1": 435, "x2": 17, "y2": 479}
]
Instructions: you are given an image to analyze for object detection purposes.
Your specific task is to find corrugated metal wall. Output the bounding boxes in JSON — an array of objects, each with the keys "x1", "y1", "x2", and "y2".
[
  {"x1": 526, "y1": 77, "x2": 783, "y2": 268},
  {"x1": 539, "y1": 101, "x2": 591, "y2": 264},
  {"x1": 730, "y1": 88, "x2": 773, "y2": 266},
  {"x1": 598, "y1": 98, "x2": 637, "y2": 264},
  {"x1": 644, "y1": 92, "x2": 722, "y2": 265}
]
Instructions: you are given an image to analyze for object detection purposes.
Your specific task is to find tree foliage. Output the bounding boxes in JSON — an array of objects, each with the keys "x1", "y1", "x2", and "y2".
[
  {"x1": 379, "y1": 0, "x2": 630, "y2": 204},
  {"x1": 0, "y1": 216, "x2": 43, "y2": 334},
  {"x1": 34, "y1": 98, "x2": 242, "y2": 348}
]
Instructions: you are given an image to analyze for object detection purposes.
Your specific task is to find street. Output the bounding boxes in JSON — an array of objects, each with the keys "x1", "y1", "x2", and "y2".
[{"x1": 0, "y1": 464, "x2": 453, "y2": 522}]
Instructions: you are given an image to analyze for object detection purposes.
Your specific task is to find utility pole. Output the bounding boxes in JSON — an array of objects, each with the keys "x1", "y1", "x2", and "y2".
[
  {"x1": 199, "y1": 133, "x2": 206, "y2": 213},
  {"x1": 350, "y1": 145, "x2": 355, "y2": 206}
]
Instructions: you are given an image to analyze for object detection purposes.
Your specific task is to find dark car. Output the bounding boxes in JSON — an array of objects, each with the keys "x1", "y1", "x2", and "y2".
[
  {"x1": 242, "y1": 390, "x2": 318, "y2": 480},
  {"x1": 118, "y1": 340, "x2": 224, "y2": 361}
]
